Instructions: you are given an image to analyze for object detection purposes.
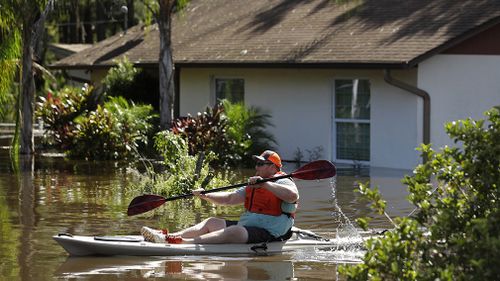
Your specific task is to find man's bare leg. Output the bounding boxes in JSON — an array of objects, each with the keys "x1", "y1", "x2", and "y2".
[
  {"x1": 182, "y1": 225, "x2": 248, "y2": 244},
  {"x1": 170, "y1": 217, "x2": 227, "y2": 238}
]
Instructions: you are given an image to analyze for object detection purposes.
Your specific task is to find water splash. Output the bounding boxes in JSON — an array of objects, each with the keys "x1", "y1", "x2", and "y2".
[
  {"x1": 329, "y1": 177, "x2": 361, "y2": 240},
  {"x1": 291, "y1": 177, "x2": 366, "y2": 264}
]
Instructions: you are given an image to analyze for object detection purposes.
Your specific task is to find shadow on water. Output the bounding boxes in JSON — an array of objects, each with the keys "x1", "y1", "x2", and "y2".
[{"x1": 0, "y1": 149, "x2": 413, "y2": 280}]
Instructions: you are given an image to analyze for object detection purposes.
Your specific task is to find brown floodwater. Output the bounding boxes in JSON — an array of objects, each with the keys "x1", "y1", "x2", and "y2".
[{"x1": 0, "y1": 149, "x2": 413, "y2": 281}]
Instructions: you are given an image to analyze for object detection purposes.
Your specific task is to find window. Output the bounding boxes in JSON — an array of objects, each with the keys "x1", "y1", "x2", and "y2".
[
  {"x1": 215, "y1": 78, "x2": 244, "y2": 104},
  {"x1": 334, "y1": 79, "x2": 370, "y2": 161}
]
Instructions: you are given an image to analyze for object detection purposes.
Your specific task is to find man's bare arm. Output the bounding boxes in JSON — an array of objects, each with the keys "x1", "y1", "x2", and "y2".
[{"x1": 193, "y1": 189, "x2": 245, "y2": 205}]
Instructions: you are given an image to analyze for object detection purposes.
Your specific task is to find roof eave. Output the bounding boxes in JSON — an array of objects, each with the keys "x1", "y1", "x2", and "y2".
[
  {"x1": 50, "y1": 61, "x2": 411, "y2": 70},
  {"x1": 407, "y1": 16, "x2": 500, "y2": 67}
]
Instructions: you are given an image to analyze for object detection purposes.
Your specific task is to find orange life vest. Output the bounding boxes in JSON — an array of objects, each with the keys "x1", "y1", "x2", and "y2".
[{"x1": 244, "y1": 172, "x2": 296, "y2": 217}]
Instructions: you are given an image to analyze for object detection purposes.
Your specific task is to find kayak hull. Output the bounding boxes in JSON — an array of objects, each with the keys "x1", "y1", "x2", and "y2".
[{"x1": 53, "y1": 229, "x2": 356, "y2": 256}]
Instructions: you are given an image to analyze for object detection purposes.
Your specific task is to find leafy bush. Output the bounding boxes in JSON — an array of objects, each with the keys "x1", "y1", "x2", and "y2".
[
  {"x1": 222, "y1": 100, "x2": 276, "y2": 166},
  {"x1": 171, "y1": 104, "x2": 237, "y2": 167},
  {"x1": 131, "y1": 130, "x2": 232, "y2": 197},
  {"x1": 36, "y1": 70, "x2": 156, "y2": 160},
  {"x1": 102, "y1": 57, "x2": 158, "y2": 108},
  {"x1": 69, "y1": 97, "x2": 155, "y2": 160},
  {"x1": 340, "y1": 107, "x2": 500, "y2": 281},
  {"x1": 127, "y1": 130, "x2": 235, "y2": 227},
  {"x1": 170, "y1": 101, "x2": 276, "y2": 167},
  {"x1": 36, "y1": 84, "x2": 93, "y2": 149},
  {"x1": 0, "y1": 84, "x2": 17, "y2": 122},
  {"x1": 102, "y1": 57, "x2": 139, "y2": 99}
]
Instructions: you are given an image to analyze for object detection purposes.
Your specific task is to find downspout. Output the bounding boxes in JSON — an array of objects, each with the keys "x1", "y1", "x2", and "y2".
[
  {"x1": 383, "y1": 69, "x2": 430, "y2": 163},
  {"x1": 174, "y1": 66, "x2": 180, "y2": 118}
]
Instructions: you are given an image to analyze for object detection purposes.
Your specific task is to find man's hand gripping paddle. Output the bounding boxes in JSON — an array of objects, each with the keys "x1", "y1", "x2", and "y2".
[{"x1": 127, "y1": 160, "x2": 336, "y2": 216}]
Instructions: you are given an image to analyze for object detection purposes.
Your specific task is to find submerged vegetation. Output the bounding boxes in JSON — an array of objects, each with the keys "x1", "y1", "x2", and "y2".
[
  {"x1": 69, "y1": 97, "x2": 155, "y2": 160},
  {"x1": 34, "y1": 59, "x2": 275, "y2": 226},
  {"x1": 133, "y1": 131, "x2": 233, "y2": 198},
  {"x1": 36, "y1": 59, "x2": 275, "y2": 165},
  {"x1": 170, "y1": 100, "x2": 276, "y2": 168},
  {"x1": 36, "y1": 83, "x2": 155, "y2": 160},
  {"x1": 127, "y1": 130, "x2": 236, "y2": 228},
  {"x1": 341, "y1": 107, "x2": 500, "y2": 280}
]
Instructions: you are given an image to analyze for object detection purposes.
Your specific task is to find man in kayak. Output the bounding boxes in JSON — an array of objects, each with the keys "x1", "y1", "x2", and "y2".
[{"x1": 141, "y1": 150, "x2": 299, "y2": 244}]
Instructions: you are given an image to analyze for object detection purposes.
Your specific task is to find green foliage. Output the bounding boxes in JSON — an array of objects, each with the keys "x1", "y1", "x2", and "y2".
[
  {"x1": 36, "y1": 84, "x2": 93, "y2": 149},
  {"x1": 104, "y1": 96, "x2": 154, "y2": 147},
  {"x1": 153, "y1": 130, "x2": 189, "y2": 170},
  {"x1": 36, "y1": 81, "x2": 156, "y2": 160},
  {"x1": 222, "y1": 100, "x2": 277, "y2": 166},
  {"x1": 127, "y1": 130, "x2": 235, "y2": 227},
  {"x1": 222, "y1": 101, "x2": 252, "y2": 155},
  {"x1": 142, "y1": 0, "x2": 190, "y2": 22},
  {"x1": 0, "y1": 2, "x2": 21, "y2": 123},
  {"x1": 149, "y1": 130, "x2": 232, "y2": 197},
  {"x1": 102, "y1": 57, "x2": 139, "y2": 99},
  {"x1": 70, "y1": 104, "x2": 119, "y2": 159},
  {"x1": 0, "y1": 30, "x2": 20, "y2": 121},
  {"x1": 170, "y1": 101, "x2": 276, "y2": 168},
  {"x1": 0, "y1": 2, "x2": 21, "y2": 116},
  {"x1": 101, "y1": 57, "x2": 158, "y2": 108},
  {"x1": 70, "y1": 97, "x2": 155, "y2": 160},
  {"x1": 128, "y1": 130, "x2": 235, "y2": 226},
  {"x1": 341, "y1": 107, "x2": 500, "y2": 281},
  {"x1": 171, "y1": 104, "x2": 237, "y2": 167}
]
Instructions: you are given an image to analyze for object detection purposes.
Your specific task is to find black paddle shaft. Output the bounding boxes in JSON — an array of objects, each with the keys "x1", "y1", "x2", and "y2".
[
  {"x1": 163, "y1": 160, "x2": 335, "y2": 202},
  {"x1": 165, "y1": 173, "x2": 288, "y2": 202},
  {"x1": 127, "y1": 160, "x2": 336, "y2": 216}
]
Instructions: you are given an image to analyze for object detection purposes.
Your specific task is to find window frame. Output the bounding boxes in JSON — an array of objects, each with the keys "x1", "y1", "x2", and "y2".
[
  {"x1": 210, "y1": 76, "x2": 245, "y2": 106},
  {"x1": 332, "y1": 78, "x2": 371, "y2": 165}
]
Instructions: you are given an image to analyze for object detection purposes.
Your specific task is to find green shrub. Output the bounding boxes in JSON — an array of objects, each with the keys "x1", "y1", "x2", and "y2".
[
  {"x1": 222, "y1": 100, "x2": 276, "y2": 166},
  {"x1": 0, "y1": 83, "x2": 17, "y2": 122},
  {"x1": 101, "y1": 57, "x2": 158, "y2": 108},
  {"x1": 340, "y1": 107, "x2": 500, "y2": 281},
  {"x1": 102, "y1": 57, "x2": 139, "y2": 99},
  {"x1": 126, "y1": 130, "x2": 236, "y2": 227},
  {"x1": 69, "y1": 97, "x2": 155, "y2": 160},
  {"x1": 148, "y1": 130, "x2": 232, "y2": 197},
  {"x1": 170, "y1": 101, "x2": 276, "y2": 168},
  {"x1": 36, "y1": 84, "x2": 93, "y2": 149},
  {"x1": 128, "y1": 130, "x2": 235, "y2": 226},
  {"x1": 171, "y1": 104, "x2": 238, "y2": 167}
]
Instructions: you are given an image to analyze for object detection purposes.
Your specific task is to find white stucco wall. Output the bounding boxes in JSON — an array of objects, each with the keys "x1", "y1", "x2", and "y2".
[
  {"x1": 180, "y1": 67, "x2": 421, "y2": 169},
  {"x1": 418, "y1": 54, "x2": 500, "y2": 150}
]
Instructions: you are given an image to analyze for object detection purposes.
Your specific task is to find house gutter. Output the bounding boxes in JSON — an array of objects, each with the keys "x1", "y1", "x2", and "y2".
[{"x1": 383, "y1": 69, "x2": 430, "y2": 161}]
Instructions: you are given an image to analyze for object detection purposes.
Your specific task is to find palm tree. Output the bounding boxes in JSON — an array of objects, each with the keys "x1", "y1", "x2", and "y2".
[{"x1": 142, "y1": 0, "x2": 189, "y2": 130}]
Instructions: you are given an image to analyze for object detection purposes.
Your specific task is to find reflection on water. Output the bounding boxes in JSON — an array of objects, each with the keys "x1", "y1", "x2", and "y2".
[
  {"x1": 55, "y1": 256, "x2": 296, "y2": 280},
  {"x1": 0, "y1": 149, "x2": 413, "y2": 281},
  {"x1": 53, "y1": 255, "x2": 353, "y2": 280}
]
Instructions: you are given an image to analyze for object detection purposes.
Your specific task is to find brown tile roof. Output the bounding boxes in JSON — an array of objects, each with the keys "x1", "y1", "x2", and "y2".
[{"x1": 52, "y1": 0, "x2": 500, "y2": 69}]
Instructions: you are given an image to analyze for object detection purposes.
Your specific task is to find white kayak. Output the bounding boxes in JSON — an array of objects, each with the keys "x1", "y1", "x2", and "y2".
[{"x1": 53, "y1": 228, "x2": 363, "y2": 256}]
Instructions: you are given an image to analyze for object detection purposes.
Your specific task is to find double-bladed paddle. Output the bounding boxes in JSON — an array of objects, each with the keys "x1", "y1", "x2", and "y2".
[{"x1": 127, "y1": 160, "x2": 336, "y2": 216}]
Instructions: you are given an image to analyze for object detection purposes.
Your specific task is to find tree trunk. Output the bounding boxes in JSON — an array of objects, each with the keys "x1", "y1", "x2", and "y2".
[
  {"x1": 127, "y1": 0, "x2": 135, "y2": 29},
  {"x1": 69, "y1": 0, "x2": 80, "y2": 43},
  {"x1": 84, "y1": 0, "x2": 93, "y2": 43},
  {"x1": 158, "y1": 0, "x2": 175, "y2": 130},
  {"x1": 19, "y1": 0, "x2": 53, "y2": 155},
  {"x1": 96, "y1": 1, "x2": 106, "y2": 41},
  {"x1": 20, "y1": 17, "x2": 35, "y2": 155}
]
